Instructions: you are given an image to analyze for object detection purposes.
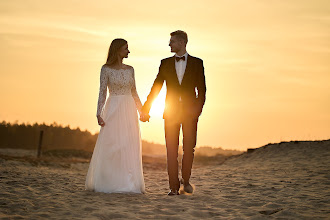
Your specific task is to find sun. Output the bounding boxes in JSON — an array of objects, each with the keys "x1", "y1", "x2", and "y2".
[{"x1": 149, "y1": 88, "x2": 166, "y2": 118}]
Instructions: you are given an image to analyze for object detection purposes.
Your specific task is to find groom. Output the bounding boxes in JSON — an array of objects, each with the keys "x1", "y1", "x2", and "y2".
[{"x1": 141, "y1": 30, "x2": 206, "y2": 195}]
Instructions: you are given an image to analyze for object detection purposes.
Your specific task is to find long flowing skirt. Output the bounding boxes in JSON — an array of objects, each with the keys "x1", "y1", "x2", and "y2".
[{"x1": 85, "y1": 95, "x2": 145, "y2": 193}]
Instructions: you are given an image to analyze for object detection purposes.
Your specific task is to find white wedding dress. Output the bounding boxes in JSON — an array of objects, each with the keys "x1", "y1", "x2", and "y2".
[{"x1": 85, "y1": 65, "x2": 145, "y2": 193}]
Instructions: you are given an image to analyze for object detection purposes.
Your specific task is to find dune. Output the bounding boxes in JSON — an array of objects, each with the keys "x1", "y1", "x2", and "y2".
[{"x1": 0, "y1": 140, "x2": 329, "y2": 219}]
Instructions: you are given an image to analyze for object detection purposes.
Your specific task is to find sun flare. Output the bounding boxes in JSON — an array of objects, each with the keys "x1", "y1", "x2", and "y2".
[{"x1": 149, "y1": 88, "x2": 166, "y2": 118}]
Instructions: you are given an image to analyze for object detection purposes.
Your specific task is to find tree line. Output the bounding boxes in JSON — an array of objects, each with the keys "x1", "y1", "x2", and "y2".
[
  {"x1": 0, "y1": 121, "x2": 97, "y2": 152},
  {"x1": 0, "y1": 121, "x2": 242, "y2": 157}
]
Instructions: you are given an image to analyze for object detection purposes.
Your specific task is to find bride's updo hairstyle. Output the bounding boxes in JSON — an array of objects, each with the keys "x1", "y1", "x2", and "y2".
[{"x1": 105, "y1": 38, "x2": 127, "y2": 66}]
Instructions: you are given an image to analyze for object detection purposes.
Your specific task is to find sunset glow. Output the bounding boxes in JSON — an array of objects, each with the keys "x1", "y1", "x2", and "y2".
[
  {"x1": 149, "y1": 88, "x2": 166, "y2": 118},
  {"x1": 0, "y1": 0, "x2": 329, "y2": 150}
]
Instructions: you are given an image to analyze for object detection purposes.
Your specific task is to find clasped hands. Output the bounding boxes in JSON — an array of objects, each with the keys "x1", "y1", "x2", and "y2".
[
  {"x1": 139, "y1": 112, "x2": 150, "y2": 122},
  {"x1": 97, "y1": 111, "x2": 150, "y2": 126}
]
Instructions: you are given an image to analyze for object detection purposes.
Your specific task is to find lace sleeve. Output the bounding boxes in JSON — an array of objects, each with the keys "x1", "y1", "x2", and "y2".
[
  {"x1": 131, "y1": 67, "x2": 142, "y2": 114},
  {"x1": 96, "y1": 66, "x2": 108, "y2": 116}
]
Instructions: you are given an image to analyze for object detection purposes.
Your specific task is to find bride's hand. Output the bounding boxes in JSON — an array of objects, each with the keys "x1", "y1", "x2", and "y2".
[
  {"x1": 97, "y1": 115, "x2": 105, "y2": 127},
  {"x1": 139, "y1": 112, "x2": 150, "y2": 122}
]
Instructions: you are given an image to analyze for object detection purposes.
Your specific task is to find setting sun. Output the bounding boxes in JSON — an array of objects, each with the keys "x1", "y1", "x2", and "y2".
[
  {"x1": 0, "y1": 0, "x2": 329, "y2": 150},
  {"x1": 149, "y1": 88, "x2": 166, "y2": 118}
]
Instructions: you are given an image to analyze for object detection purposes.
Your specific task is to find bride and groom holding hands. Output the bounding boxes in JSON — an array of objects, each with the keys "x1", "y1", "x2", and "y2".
[{"x1": 85, "y1": 30, "x2": 206, "y2": 196}]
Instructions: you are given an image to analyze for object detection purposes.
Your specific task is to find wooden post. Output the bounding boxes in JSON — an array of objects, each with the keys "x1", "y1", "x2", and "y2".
[{"x1": 37, "y1": 130, "x2": 44, "y2": 158}]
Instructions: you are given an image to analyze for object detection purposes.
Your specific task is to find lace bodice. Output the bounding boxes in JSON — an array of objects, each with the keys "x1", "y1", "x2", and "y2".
[{"x1": 96, "y1": 66, "x2": 142, "y2": 116}]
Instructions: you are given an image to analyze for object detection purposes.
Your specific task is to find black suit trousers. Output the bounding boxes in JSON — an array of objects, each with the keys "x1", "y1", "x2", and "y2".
[{"x1": 164, "y1": 116, "x2": 198, "y2": 190}]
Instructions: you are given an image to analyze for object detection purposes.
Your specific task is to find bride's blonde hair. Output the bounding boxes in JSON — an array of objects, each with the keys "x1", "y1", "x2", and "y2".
[{"x1": 105, "y1": 38, "x2": 127, "y2": 66}]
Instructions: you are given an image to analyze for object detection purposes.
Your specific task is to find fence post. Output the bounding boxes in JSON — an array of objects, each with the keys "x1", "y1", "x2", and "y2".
[{"x1": 37, "y1": 130, "x2": 44, "y2": 158}]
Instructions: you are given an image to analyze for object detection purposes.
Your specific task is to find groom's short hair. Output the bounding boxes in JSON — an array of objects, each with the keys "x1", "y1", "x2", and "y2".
[{"x1": 171, "y1": 30, "x2": 188, "y2": 44}]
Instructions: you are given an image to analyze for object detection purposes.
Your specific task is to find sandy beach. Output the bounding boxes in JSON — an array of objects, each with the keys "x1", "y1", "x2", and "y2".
[{"x1": 1, "y1": 140, "x2": 329, "y2": 219}]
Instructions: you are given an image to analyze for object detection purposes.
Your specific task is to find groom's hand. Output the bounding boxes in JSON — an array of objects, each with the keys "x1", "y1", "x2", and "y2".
[
  {"x1": 140, "y1": 113, "x2": 150, "y2": 122},
  {"x1": 140, "y1": 114, "x2": 150, "y2": 122}
]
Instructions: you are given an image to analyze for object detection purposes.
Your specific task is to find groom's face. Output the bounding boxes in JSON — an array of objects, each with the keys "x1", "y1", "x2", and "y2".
[{"x1": 169, "y1": 36, "x2": 184, "y2": 53}]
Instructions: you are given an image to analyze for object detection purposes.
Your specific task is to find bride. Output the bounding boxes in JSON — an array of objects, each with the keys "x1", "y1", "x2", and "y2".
[{"x1": 85, "y1": 38, "x2": 148, "y2": 193}]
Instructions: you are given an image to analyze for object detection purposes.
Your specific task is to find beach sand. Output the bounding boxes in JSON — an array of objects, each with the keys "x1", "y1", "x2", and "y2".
[{"x1": 1, "y1": 140, "x2": 329, "y2": 219}]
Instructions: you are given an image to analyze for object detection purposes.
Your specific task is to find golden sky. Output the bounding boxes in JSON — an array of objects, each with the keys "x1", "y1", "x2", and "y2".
[{"x1": 1, "y1": 0, "x2": 329, "y2": 150}]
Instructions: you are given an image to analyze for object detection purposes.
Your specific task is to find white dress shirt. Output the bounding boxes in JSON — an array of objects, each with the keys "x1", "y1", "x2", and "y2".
[{"x1": 175, "y1": 52, "x2": 188, "y2": 85}]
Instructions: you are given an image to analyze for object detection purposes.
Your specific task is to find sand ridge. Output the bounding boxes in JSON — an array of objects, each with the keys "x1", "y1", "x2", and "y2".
[{"x1": 0, "y1": 140, "x2": 329, "y2": 219}]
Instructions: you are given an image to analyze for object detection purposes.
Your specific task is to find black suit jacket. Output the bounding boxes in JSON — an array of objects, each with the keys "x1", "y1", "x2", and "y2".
[{"x1": 142, "y1": 54, "x2": 206, "y2": 120}]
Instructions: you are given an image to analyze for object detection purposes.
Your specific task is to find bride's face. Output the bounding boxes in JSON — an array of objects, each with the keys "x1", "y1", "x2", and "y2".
[{"x1": 118, "y1": 43, "x2": 130, "y2": 59}]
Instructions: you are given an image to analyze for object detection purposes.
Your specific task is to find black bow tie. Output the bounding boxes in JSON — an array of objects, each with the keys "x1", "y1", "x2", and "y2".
[{"x1": 175, "y1": 56, "x2": 185, "y2": 62}]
